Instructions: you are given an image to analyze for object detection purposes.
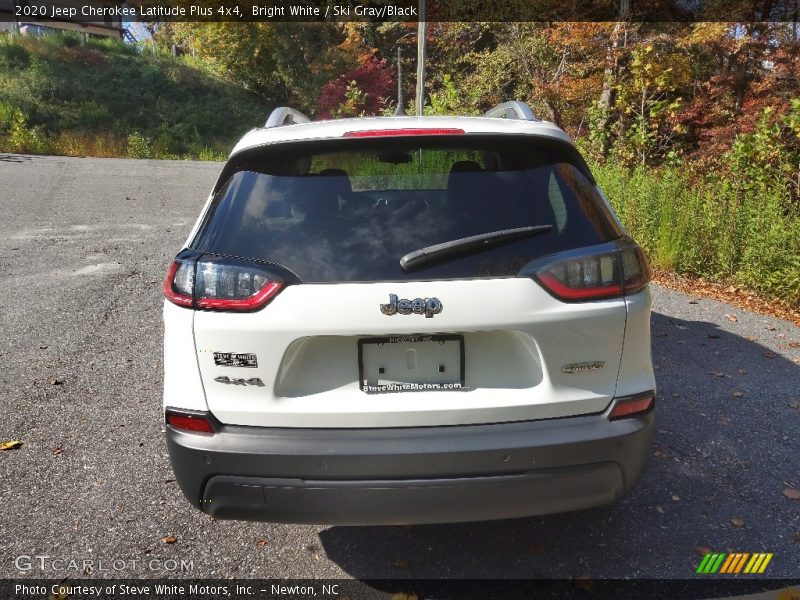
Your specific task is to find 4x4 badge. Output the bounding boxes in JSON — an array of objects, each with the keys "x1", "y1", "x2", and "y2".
[
  {"x1": 214, "y1": 376, "x2": 265, "y2": 387},
  {"x1": 380, "y1": 294, "x2": 442, "y2": 318}
]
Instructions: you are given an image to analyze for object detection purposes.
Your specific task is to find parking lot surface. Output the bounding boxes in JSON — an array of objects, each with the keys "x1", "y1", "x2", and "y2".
[{"x1": 1, "y1": 154, "x2": 798, "y2": 579}]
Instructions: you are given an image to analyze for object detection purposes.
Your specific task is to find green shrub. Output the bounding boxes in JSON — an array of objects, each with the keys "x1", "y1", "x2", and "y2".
[
  {"x1": 126, "y1": 131, "x2": 152, "y2": 158},
  {"x1": 196, "y1": 146, "x2": 227, "y2": 162},
  {"x1": 589, "y1": 103, "x2": 800, "y2": 308},
  {"x1": 59, "y1": 33, "x2": 82, "y2": 49},
  {"x1": 3, "y1": 109, "x2": 53, "y2": 154},
  {"x1": 0, "y1": 41, "x2": 30, "y2": 69},
  {"x1": 593, "y1": 162, "x2": 800, "y2": 307},
  {"x1": 0, "y1": 101, "x2": 15, "y2": 132}
]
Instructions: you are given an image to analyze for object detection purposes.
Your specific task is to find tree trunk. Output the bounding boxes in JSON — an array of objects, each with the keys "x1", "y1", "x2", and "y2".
[{"x1": 596, "y1": 0, "x2": 631, "y2": 154}]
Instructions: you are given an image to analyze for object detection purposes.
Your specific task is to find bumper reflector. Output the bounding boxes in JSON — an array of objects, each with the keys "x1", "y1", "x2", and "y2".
[
  {"x1": 608, "y1": 394, "x2": 655, "y2": 420},
  {"x1": 166, "y1": 409, "x2": 215, "y2": 434}
]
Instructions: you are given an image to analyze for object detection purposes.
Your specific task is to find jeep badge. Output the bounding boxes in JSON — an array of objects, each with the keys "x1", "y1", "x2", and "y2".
[{"x1": 380, "y1": 294, "x2": 442, "y2": 318}]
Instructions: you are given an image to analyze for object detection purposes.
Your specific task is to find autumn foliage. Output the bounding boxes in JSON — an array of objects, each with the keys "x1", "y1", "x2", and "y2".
[{"x1": 316, "y1": 57, "x2": 396, "y2": 119}]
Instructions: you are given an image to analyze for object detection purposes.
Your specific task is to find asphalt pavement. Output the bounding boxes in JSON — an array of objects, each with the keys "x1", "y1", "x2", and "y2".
[{"x1": 0, "y1": 154, "x2": 798, "y2": 581}]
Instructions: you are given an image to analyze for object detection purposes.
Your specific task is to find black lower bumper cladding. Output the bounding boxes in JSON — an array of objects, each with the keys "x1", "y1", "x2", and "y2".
[{"x1": 166, "y1": 408, "x2": 655, "y2": 525}]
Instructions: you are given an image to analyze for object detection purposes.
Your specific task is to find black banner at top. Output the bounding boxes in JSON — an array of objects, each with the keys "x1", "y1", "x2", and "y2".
[{"x1": 2, "y1": 0, "x2": 800, "y2": 22}]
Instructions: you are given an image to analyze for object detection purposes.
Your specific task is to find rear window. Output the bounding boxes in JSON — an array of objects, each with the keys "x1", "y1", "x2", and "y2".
[{"x1": 191, "y1": 136, "x2": 621, "y2": 283}]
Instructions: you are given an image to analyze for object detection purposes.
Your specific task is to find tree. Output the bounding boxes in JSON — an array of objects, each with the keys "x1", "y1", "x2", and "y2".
[{"x1": 316, "y1": 56, "x2": 395, "y2": 118}]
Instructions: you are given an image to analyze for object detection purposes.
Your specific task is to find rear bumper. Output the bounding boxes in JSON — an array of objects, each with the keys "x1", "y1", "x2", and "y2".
[{"x1": 166, "y1": 404, "x2": 654, "y2": 525}]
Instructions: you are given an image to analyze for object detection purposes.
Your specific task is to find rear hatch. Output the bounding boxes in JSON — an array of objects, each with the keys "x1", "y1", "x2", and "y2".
[{"x1": 187, "y1": 134, "x2": 629, "y2": 428}]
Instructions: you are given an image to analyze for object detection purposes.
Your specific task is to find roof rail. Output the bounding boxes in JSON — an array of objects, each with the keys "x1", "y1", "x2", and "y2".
[
  {"x1": 484, "y1": 101, "x2": 538, "y2": 121},
  {"x1": 265, "y1": 107, "x2": 311, "y2": 128}
]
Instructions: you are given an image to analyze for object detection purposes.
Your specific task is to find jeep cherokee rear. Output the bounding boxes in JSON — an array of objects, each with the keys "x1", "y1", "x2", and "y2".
[{"x1": 163, "y1": 103, "x2": 655, "y2": 525}]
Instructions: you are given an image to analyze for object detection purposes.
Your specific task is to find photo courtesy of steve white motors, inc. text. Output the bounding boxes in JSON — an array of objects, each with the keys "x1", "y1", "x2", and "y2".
[{"x1": 14, "y1": 582, "x2": 341, "y2": 597}]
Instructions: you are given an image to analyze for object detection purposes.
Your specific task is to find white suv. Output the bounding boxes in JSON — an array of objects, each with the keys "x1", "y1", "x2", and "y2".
[{"x1": 163, "y1": 102, "x2": 655, "y2": 525}]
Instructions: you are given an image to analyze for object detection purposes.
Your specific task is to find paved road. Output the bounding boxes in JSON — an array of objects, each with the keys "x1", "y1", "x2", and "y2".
[{"x1": 0, "y1": 154, "x2": 798, "y2": 581}]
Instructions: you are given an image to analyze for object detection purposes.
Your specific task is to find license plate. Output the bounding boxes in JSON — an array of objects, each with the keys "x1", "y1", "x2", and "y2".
[{"x1": 358, "y1": 334, "x2": 465, "y2": 393}]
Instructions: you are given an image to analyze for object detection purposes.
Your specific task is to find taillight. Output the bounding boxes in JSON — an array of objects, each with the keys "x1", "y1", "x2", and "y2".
[
  {"x1": 608, "y1": 393, "x2": 655, "y2": 420},
  {"x1": 163, "y1": 260, "x2": 194, "y2": 307},
  {"x1": 532, "y1": 240, "x2": 651, "y2": 302},
  {"x1": 194, "y1": 256, "x2": 283, "y2": 311},
  {"x1": 535, "y1": 251, "x2": 622, "y2": 300},
  {"x1": 620, "y1": 244, "x2": 651, "y2": 295},
  {"x1": 165, "y1": 408, "x2": 215, "y2": 434},
  {"x1": 163, "y1": 253, "x2": 287, "y2": 312}
]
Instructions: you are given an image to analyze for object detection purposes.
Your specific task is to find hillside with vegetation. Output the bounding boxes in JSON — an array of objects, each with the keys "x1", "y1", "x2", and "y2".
[
  {"x1": 0, "y1": 33, "x2": 269, "y2": 159},
  {"x1": 0, "y1": 23, "x2": 798, "y2": 308}
]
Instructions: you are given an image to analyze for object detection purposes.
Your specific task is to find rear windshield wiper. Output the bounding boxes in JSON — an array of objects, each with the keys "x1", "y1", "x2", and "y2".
[{"x1": 400, "y1": 225, "x2": 553, "y2": 271}]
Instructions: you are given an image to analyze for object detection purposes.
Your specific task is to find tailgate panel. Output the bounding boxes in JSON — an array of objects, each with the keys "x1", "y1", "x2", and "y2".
[{"x1": 193, "y1": 278, "x2": 625, "y2": 427}]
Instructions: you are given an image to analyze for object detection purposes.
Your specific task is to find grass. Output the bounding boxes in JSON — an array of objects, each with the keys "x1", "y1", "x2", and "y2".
[
  {"x1": 0, "y1": 33, "x2": 269, "y2": 159},
  {"x1": 592, "y1": 162, "x2": 800, "y2": 308}
]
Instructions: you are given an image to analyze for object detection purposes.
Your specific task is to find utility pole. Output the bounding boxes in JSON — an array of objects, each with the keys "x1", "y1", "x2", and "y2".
[
  {"x1": 415, "y1": 0, "x2": 426, "y2": 116},
  {"x1": 11, "y1": 0, "x2": 19, "y2": 35},
  {"x1": 395, "y1": 46, "x2": 406, "y2": 116}
]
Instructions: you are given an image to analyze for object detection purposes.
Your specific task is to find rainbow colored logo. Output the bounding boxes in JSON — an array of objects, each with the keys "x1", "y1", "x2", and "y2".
[{"x1": 696, "y1": 552, "x2": 773, "y2": 574}]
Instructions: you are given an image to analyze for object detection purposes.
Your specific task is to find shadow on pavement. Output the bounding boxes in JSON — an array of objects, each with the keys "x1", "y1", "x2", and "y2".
[
  {"x1": 318, "y1": 311, "x2": 799, "y2": 580},
  {"x1": 0, "y1": 153, "x2": 37, "y2": 163}
]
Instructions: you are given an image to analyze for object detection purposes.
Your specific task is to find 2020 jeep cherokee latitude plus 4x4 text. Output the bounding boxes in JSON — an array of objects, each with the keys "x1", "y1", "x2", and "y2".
[{"x1": 163, "y1": 103, "x2": 655, "y2": 525}]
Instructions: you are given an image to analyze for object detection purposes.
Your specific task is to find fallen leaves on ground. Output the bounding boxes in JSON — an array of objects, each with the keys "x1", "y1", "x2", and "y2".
[
  {"x1": 763, "y1": 351, "x2": 777, "y2": 358},
  {"x1": 709, "y1": 371, "x2": 729, "y2": 378},
  {"x1": 724, "y1": 313, "x2": 738, "y2": 322},
  {"x1": 654, "y1": 449, "x2": 667, "y2": 459},
  {"x1": 391, "y1": 593, "x2": 418, "y2": 600},
  {"x1": 732, "y1": 390, "x2": 745, "y2": 398},
  {"x1": 392, "y1": 559, "x2": 409, "y2": 570},
  {"x1": 737, "y1": 368, "x2": 747, "y2": 374},
  {"x1": 52, "y1": 447, "x2": 63, "y2": 456},
  {"x1": 783, "y1": 488, "x2": 800, "y2": 501},
  {"x1": 50, "y1": 379, "x2": 63, "y2": 385},
  {"x1": 651, "y1": 269, "x2": 800, "y2": 326},
  {"x1": 792, "y1": 533, "x2": 800, "y2": 543},
  {"x1": 0, "y1": 440, "x2": 22, "y2": 450},
  {"x1": 160, "y1": 535, "x2": 177, "y2": 544},
  {"x1": 672, "y1": 495, "x2": 681, "y2": 501},
  {"x1": 256, "y1": 540, "x2": 268, "y2": 547},
  {"x1": 656, "y1": 505, "x2": 665, "y2": 514},
  {"x1": 695, "y1": 546, "x2": 711, "y2": 557},
  {"x1": 730, "y1": 517, "x2": 745, "y2": 527}
]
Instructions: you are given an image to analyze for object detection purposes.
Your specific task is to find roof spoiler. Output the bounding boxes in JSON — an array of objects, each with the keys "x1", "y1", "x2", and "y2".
[
  {"x1": 484, "y1": 101, "x2": 538, "y2": 121},
  {"x1": 265, "y1": 107, "x2": 311, "y2": 128},
  {"x1": 263, "y1": 102, "x2": 536, "y2": 127}
]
